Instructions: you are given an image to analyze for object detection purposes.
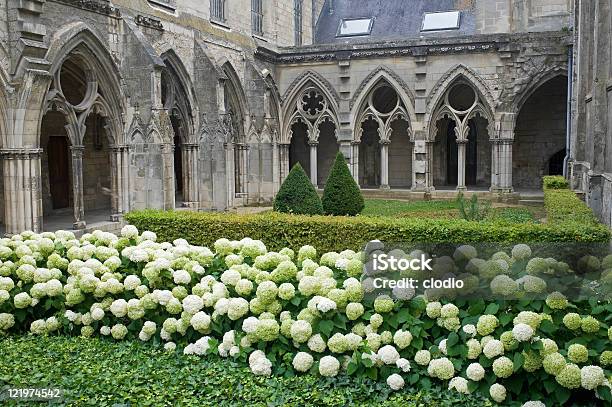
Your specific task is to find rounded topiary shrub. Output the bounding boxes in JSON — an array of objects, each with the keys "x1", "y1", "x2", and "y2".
[
  {"x1": 322, "y1": 152, "x2": 364, "y2": 216},
  {"x1": 273, "y1": 163, "x2": 323, "y2": 215}
]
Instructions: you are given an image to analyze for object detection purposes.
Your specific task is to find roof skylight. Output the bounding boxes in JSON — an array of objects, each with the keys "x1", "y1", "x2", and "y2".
[
  {"x1": 422, "y1": 11, "x2": 461, "y2": 32},
  {"x1": 337, "y1": 18, "x2": 374, "y2": 37}
]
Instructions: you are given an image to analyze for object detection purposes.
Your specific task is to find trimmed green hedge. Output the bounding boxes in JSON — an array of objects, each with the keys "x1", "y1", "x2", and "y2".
[
  {"x1": 0, "y1": 335, "x2": 491, "y2": 407},
  {"x1": 542, "y1": 175, "x2": 570, "y2": 190},
  {"x1": 125, "y1": 209, "x2": 610, "y2": 254},
  {"x1": 543, "y1": 181, "x2": 600, "y2": 226}
]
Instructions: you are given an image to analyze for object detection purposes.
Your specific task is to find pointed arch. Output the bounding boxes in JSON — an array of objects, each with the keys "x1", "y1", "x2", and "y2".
[
  {"x1": 281, "y1": 80, "x2": 340, "y2": 143},
  {"x1": 221, "y1": 61, "x2": 249, "y2": 140},
  {"x1": 426, "y1": 65, "x2": 496, "y2": 142},
  {"x1": 281, "y1": 70, "x2": 339, "y2": 122},
  {"x1": 43, "y1": 22, "x2": 126, "y2": 146},
  {"x1": 425, "y1": 64, "x2": 495, "y2": 134},
  {"x1": 159, "y1": 49, "x2": 197, "y2": 140},
  {"x1": 350, "y1": 65, "x2": 416, "y2": 125},
  {"x1": 511, "y1": 68, "x2": 568, "y2": 116}
]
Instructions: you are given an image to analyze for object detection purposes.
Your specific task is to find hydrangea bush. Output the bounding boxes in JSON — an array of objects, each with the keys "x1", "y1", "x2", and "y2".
[{"x1": 0, "y1": 226, "x2": 610, "y2": 406}]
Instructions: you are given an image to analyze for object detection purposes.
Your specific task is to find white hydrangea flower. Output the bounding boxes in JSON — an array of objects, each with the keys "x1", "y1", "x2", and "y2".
[
  {"x1": 483, "y1": 339, "x2": 504, "y2": 358},
  {"x1": 512, "y1": 323, "x2": 534, "y2": 342},
  {"x1": 439, "y1": 339, "x2": 448, "y2": 355},
  {"x1": 242, "y1": 316, "x2": 260, "y2": 334},
  {"x1": 110, "y1": 299, "x2": 128, "y2": 317},
  {"x1": 249, "y1": 350, "x2": 272, "y2": 376},
  {"x1": 462, "y1": 324, "x2": 476, "y2": 337},
  {"x1": 182, "y1": 295, "x2": 204, "y2": 314},
  {"x1": 521, "y1": 402, "x2": 546, "y2": 407},
  {"x1": 386, "y1": 373, "x2": 405, "y2": 391},
  {"x1": 581, "y1": 365, "x2": 605, "y2": 390},
  {"x1": 318, "y1": 355, "x2": 340, "y2": 377},
  {"x1": 121, "y1": 225, "x2": 139, "y2": 238},
  {"x1": 449, "y1": 377, "x2": 469, "y2": 394},
  {"x1": 173, "y1": 270, "x2": 191, "y2": 285},
  {"x1": 396, "y1": 358, "x2": 411, "y2": 372},
  {"x1": 427, "y1": 357, "x2": 455, "y2": 380},
  {"x1": 123, "y1": 275, "x2": 141, "y2": 291},
  {"x1": 308, "y1": 334, "x2": 327, "y2": 353},
  {"x1": 100, "y1": 325, "x2": 111, "y2": 336},
  {"x1": 377, "y1": 345, "x2": 400, "y2": 365},
  {"x1": 415, "y1": 350, "x2": 431, "y2": 366},
  {"x1": 489, "y1": 383, "x2": 506, "y2": 403},
  {"x1": 316, "y1": 298, "x2": 337, "y2": 313},
  {"x1": 91, "y1": 307, "x2": 105, "y2": 321},
  {"x1": 292, "y1": 352, "x2": 314, "y2": 372},
  {"x1": 466, "y1": 362, "x2": 485, "y2": 381}
]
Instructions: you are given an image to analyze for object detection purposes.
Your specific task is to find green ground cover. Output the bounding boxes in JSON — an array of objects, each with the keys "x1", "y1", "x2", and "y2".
[{"x1": 0, "y1": 336, "x2": 491, "y2": 407}]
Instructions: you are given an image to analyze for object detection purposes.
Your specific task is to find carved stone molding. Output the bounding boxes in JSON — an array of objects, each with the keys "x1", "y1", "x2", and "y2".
[
  {"x1": 50, "y1": 0, "x2": 121, "y2": 18},
  {"x1": 136, "y1": 15, "x2": 164, "y2": 31}
]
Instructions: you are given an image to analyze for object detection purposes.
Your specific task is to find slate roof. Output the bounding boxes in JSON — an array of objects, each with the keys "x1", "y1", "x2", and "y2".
[{"x1": 314, "y1": 0, "x2": 477, "y2": 44}]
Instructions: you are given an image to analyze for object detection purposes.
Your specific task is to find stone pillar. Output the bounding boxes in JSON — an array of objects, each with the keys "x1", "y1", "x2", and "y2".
[
  {"x1": 350, "y1": 141, "x2": 360, "y2": 184},
  {"x1": 1, "y1": 149, "x2": 43, "y2": 234},
  {"x1": 121, "y1": 146, "x2": 130, "y2": 215},
  {"x1": 225, "y1": 142, "x2": 235, "y2": 209},
  {"x1": 70, "y1": 146, "x2": 86, "y2": 230},
  {"x1": 491, "y1": 139, "x2": 514, "y2": 193},
  {"x1": 110, "y1": 146, "x2": 121, "y2": 219},
  {"x1": 456, "y1": 140, "x2": 467, "y2": 191},
  {"x1": 161, "y1": 143, "x2": 175, "y2": 210},
  {"x1": 380, "y1": 140, "x2": 390, "y2": 189},
  {"x1": 272, "y1": 141, "x2": 280, "y2": 194},
  {"x1": 411, "y1": 138, "x2": 434, "y2": 192},
  {"x1": 182, "y1": 143, "x2": 200, "y2": 209},
  {"x1": 279, "y1": 143, "x2": 290, "y2": 183},
  {"x1": 309, "y1": 141, "x2": 318, "y2": 186}
]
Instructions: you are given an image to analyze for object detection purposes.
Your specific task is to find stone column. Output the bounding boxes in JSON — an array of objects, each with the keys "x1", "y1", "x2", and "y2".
[
  {"x1": 350, "y1": 141, "x2": 360, "y2": 184},
  {"x1": 70, "y1": 146, "x2": 86, "y2": 230},
  {"x1": 1, "y1": 149, "x2": 43, "y2": 234},
  {"x1": 225, "y1": 142, "x2": 235, "y2": 209},
  {"x1": 110, "y1": 146, "x2": 121, "y2": 219},
  {"x1": 161, "y1": 143, "x2": 175, "y2": 210},
  {"x1": 121, "y1": 146, "x2": 130, "y2": 215},
  {"x1": 272, "y1": 141, "x2": 280, "y2": 194},
  {"x1": 279, "y1": 143, "x2": 290, "y2": 183},
  {"x1": 380, "y1": 140, "x2": 390, "y2": 189},
  {"x1": 182, "y1": 143, "x2": 200, "y2": 209},
  {"x1": 491, "y1": 139, "x2": 514, "y2": 193},
  {"x1": 456, "y1": 139, "x2": 467, "y2": 191},
  {"x1": 309, "y1": 141, "x2": 318, "y2": 186}
]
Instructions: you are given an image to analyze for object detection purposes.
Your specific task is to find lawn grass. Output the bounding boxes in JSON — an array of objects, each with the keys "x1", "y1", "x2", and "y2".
[
  {"x1": 361, "y1": 199, "x2": 545, "y2": 223},
  {"x1": 360, "y1": 199, "x2": 458, "y2": 217},
  {"x1": 0, "y1": 335, "x2": 491, "y2": 407}
]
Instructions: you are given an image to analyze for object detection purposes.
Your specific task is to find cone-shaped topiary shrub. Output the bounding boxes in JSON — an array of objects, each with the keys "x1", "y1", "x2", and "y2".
[
  {"x1": 322, "y1": 152, "x2": 364, "y2": 216},
  {"x1": 273, "y1": 163, "x2": 323, "y2": 215}
]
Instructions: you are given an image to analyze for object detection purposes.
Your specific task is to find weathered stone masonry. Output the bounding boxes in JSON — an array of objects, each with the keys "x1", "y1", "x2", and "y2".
[{"x1": 1, "y1": 0, "x2": 607, "y2": 233}]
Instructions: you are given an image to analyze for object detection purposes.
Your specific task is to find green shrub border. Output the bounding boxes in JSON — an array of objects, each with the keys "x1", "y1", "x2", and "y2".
[
  {"x1": 542, "y1": 175, "x2": 570, "y2": 190},
  {"x1": 126, "y1": 188, "x2": 609, "y2": 252}
]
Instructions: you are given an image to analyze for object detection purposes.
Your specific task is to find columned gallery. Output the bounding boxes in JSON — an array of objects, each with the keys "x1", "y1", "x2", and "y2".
[{"x1": 0, "y1": 0, "x2": 589, "y2": 234}]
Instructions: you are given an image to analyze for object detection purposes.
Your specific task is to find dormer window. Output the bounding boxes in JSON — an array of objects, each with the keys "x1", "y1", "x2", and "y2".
[
  {"x1": 421, "y1": 11, "x2": 461, "y2": 32},
  {"x1": 336, "y1": 18, "x2": 374, "y2": 37}
]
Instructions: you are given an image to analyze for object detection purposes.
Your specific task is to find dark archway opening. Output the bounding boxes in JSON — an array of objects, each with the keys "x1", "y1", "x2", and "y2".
[
  {"x1": 289, "y1": 121, "x2": 310, "y2": 174},
  {"x1": 548, "y1": 149, "x2": 566, "y2": 176},
  {"x1": 513, "y1": 75, "x2": 568, "y2": 189},
  {"x1": 359, "y1": 118, "x2": 381, "y2": 188},
  {"x1": 316, "y1": 120, "x2": 338, "y2": 186}
]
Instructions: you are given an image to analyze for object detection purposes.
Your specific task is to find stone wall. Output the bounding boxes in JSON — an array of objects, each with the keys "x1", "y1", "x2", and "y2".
[{"x1": 571, "y1": 0, "x2": 612, "y2": 226}]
